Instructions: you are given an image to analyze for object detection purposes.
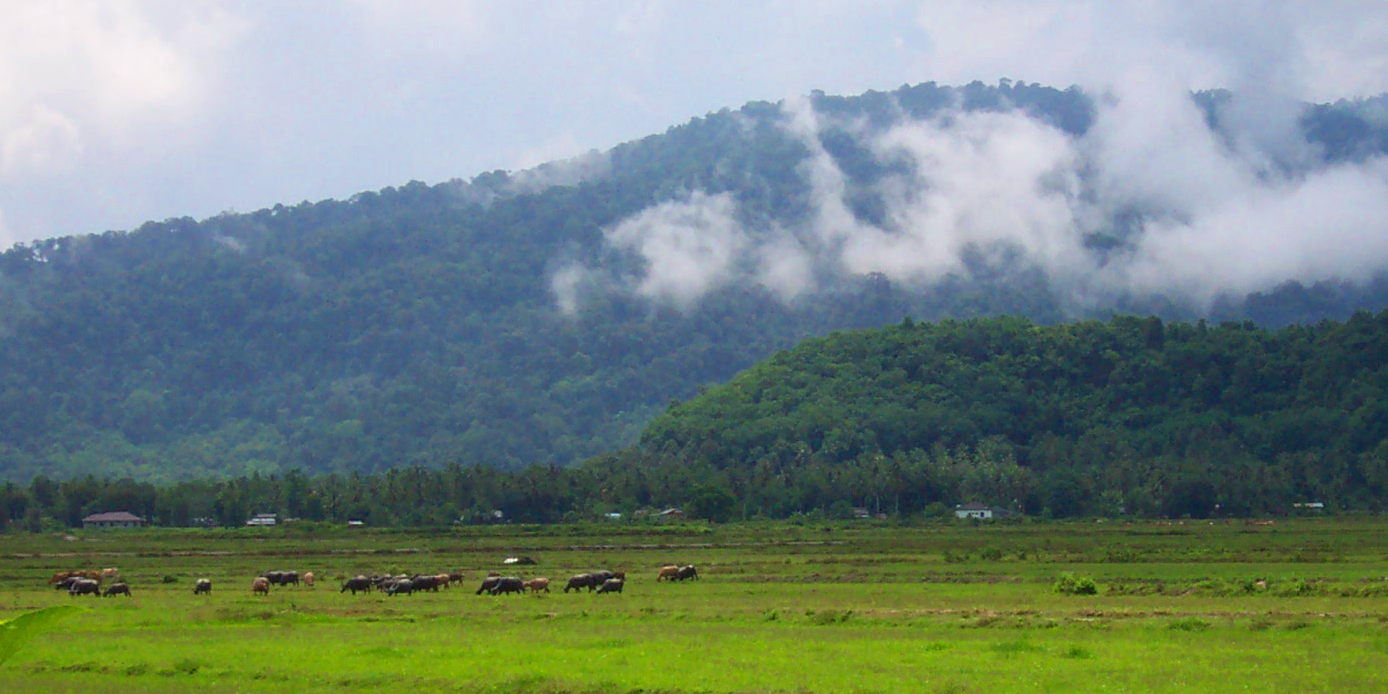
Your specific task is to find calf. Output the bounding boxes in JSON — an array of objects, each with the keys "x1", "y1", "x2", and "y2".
[
  {"x1": 595, "y1": 578, "x2": 624, "y2": 595},
  {"x1": 103, "y1": 582, "x2": 131, "y2": 597},
  {"x1": 524, "y1": 577, "x2": 550, "y2": 594},
  {"x1": 252, "y1": 577, "x2": 271, "y2": 595},
  {"x1": 193, "y1": 578, "x2": 212, "y2": 595}
]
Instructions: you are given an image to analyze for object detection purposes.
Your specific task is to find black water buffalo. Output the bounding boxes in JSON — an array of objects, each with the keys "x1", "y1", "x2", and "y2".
[
  {"x1": 489, "y1": 576, "x2": 525, "y2": 596},
  {"x1": 69, "y1": 579, "x2": 100, "y2": 597},
  {"x1": 386, "y1": 579, "x2": 414, "y2": 596},
  {"x1": 476, "y1": 574, "x2": 502, "y2": 595},
  {"x1": 262, "y1": 570, "x2": 299, "y2": 587},
  {"x1": 54, "y1": 575, "x2": 83, "y2": 591},
  {"x1": 563, "y1": 573, "x2": 594, "y2": 593},
  {"x1": 410, "y1": 575, "x2": 441, "y2": 592},
  {"x1": 676, "y1": 565, "x2": 699, "y2": 581},
  {"x1": 194, "y1": 579, "x2": 212, "y2": 595},
  {"x1": 103, "y1": 582, "x2": 131, "y2": 597},
  {"x1": 595, "y1": 578, "x2": 624, "y2": 594},
  {"x1": 341, "y1": 576, "x2": 372, "y2": 595}
]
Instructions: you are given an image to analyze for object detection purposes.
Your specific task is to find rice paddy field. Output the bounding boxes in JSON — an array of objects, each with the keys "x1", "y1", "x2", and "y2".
[{"x1": 2, "y1": 518, "x2": 1387, "y2": 693}]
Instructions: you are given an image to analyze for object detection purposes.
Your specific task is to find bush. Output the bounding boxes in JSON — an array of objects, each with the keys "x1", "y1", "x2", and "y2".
[{"x1": 1053, "y1": 572, "x2": 1098, "y2": 595}]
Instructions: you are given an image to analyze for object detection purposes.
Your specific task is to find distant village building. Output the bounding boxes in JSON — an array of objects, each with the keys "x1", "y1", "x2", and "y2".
[
  {"x1": 851, "y1": 507, "x2": 872, "y2": 519},
  {"x1": 245, "y1": 513, "x2": 278, "y2": 526},
  {"x1": 658, "y1": 507, "x2": 685, "y2": 519},
  {"x1": 954, "y1": 505, "x2": 1010, "y2": 521},
  {"x1": 82, "y1": 511, "x2": 146, "y2": 529}
]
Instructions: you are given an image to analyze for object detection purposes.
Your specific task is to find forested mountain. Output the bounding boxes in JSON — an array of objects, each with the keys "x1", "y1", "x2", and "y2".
[
  {"x1": 633, "y1": 313, "x2": 1388, "y2": 517},
  {"x1": 2, "y1": 80, "x2": 1388, "y2": 482}
]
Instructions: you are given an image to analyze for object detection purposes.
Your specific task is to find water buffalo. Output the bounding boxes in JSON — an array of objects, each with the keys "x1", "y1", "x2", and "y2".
[
  {"x1": 103, "y1": 582, "x2": 131, "y2": 597},
  {"x1": 48, "y1": 570, "x2": 80, "y2": 585},
  {"x1": 69, "y1": 579, "x2": 100, "y2": 597},
  {"x1": 341, "y1": 575, "x2": 372, "y2": 595},
  {"x1": 657, "y1": 565, "x2": 680, "y2": 581},
  {"x1": 54, "y1": 575, "x2": 83, "y2": 591},
  {"x1": 476, "y1": 573, "x2": 502, "y2": 595},
  {"x1": 262, "y1": 570, "x2": 299, "y2": 587},
  {"x1": 524, "y1": 577, "x2": 550, "y2": 593},
  {"x1": 252, "y1": 577, "x2": 271, "y2": 595},
  {"x1": 595, "y1": 578, "x2": 624, "y2": 594},
  {"x1": 489, "y1": 576, "x2": 524, "y2": 596},
  {"x1": 410, "y1": 575, "x2": 441, "y2": 592},
  {"x1": 563, "y1": 573, "x2": 594, "y2": 593},
  {"x1": 386, "y1": 579, "x2": 414, "y2": 596},
  {"x1": 676, "y1": 565, "x2": 700, "y2": 581},
  {"x1": 194, "y1": 579, "x2": 212, "y2": 595},
  {"x1": 448, "y1": 571, "x2": 464, "y2": 586},
  {"x1": 435, "y1": 573, "x2": 452, "y2": 589}
]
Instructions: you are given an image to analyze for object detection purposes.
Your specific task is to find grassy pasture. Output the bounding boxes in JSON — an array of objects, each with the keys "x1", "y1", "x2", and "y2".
[{"x1": 1, "y1": 518, "x2": 1386, "y2": 693}]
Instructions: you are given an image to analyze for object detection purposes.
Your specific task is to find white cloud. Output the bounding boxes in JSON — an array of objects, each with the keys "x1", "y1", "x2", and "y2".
[
  {"x1": 2, "y1": 105, "x2": 83, "y2": 177},
  {"x1": 605, "y1": 191, "x2": 749, "y2": 308}
]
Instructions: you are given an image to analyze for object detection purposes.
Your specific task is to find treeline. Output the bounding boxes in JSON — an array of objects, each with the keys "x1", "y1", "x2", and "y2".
[{"x1": 3, "y1": 312, "x2": 1387, "y2": 529}]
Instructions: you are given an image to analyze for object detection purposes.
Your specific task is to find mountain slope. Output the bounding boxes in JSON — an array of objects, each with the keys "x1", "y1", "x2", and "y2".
[{"x1": 2, "y1": 80, "x2": 1388, "y2": 481}]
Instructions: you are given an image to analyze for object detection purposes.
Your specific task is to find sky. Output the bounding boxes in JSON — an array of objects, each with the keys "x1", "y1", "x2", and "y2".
[{"x1": 3, "y1": 1, "x2": 1388, "y2": 250}]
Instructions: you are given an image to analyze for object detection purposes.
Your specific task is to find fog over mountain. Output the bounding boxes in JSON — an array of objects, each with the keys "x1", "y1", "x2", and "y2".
[{"x1": 561, "y1": 83, "x2": 1388, "y2": 315}]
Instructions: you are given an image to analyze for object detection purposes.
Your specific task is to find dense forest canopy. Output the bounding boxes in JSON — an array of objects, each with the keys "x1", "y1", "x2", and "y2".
[
  {"x1": 2, "y1": 313, "x2": 1385, "y2": 529},
  {"x1": 2, "y1": 80, "x2": 1388, "y2": 482}
]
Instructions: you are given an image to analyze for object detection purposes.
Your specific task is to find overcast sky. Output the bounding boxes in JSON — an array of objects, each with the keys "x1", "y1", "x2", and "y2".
[{"x1": 2, "y1": 1, "x2": 1387, "y2": 248}]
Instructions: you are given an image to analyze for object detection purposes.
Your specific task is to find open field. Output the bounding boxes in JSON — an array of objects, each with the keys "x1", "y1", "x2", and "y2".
[{"x1": 2, "y1": 518, "x2": 1387, "y2": 693}]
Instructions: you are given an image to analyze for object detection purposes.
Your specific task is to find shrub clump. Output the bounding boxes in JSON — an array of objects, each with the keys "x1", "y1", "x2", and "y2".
[{"x1": 1053, "y1": 572, "x2": 1098, "y2": 595}]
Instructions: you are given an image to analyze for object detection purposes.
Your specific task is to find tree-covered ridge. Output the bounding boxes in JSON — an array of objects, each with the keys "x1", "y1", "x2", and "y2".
[
  {"x1": 638, "y1": 313, "x2": 1388, "y2": 517},
  {"x1": 1, "y1": 80, "x2": 1388, "y2": 483}
]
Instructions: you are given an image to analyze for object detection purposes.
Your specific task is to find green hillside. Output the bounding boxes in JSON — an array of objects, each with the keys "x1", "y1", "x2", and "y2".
[
  {"x1": 637, "y1": 313, "x2": 1388, "y2": 517},
  {"x1": 2, "y1": 81, "x2": 1388, "y2": 482}
]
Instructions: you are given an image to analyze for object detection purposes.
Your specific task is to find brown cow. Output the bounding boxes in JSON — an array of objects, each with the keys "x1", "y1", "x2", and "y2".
[
  {"x1": 435, "y1": 573, "x2": 451, "y2": 589},
  {"x1": 657, "y1": 565, "x2": 680, "y2": 581},
  {"x1": 48, "y1": 570, "x2": 81, "y2": 585},
  {"x1": 100, "y1": 568, "x2": 120, "y2": 581},
  {"x1": 303, "y1": 571, "x2": 316, "y2": 587},
  {"x1": 523, "y1": 577, "x2": 550, "y2": 593},
  {"x1": 252, "y1": 577, "x2": 271, "y2": 595}
]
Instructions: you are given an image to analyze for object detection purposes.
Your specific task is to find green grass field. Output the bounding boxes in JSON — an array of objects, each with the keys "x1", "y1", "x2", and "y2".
[{"x1": 2, "y1": 518, "x2": 1386, "y2": 693}]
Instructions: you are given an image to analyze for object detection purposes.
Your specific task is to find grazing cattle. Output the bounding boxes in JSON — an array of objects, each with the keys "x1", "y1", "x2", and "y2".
[
  {"x1": 100, "y1": 568, "x2": 120, "y2": 581},
  {"x1": 386, "y1": 579, "x2": 414, "y2": 596},
  {"x1": 410, "y1": 575, "x2": 441, "y2": 592},
  {"x1": 302, "y1": 571, "x2": 315, "y2": 587},
  {"x1": 194, "y1": 579, "x2": 213, "y2": 595},
  {"x1": 69, "y1": 579, "x2": 100, "y2": 597},
  {"x1": 49, "y1": 570, "x2": 80, "y2": 585},
  {"x1": 341, "y1": 576, "x2": 372, "y2": 595},
  {"x1": 103, "y1": 582, "x2": 131, "y2": 597},
  {"x1": 252, "y1": 577, "x2": 271, "y2": 595},
  {"x1": 435, "y1": 573, "x2": 452, "y2": 589},
  {"x1": 503, "y1": 556, "x2": 536, "y2": 565},
  {"x1": 489, "y1": 576, "x2": 525, "y2": 596},
  {"x1": 657, "y1": 565, "x2": 680, "y2": 581},
  {"x1": 448, "y1": 571, "x2": 464, "y2": 586},
  {"x1": 563, "y1": 573, "x2": 594, "y2": 593},
  {"x1": 524, "y1": 577, "x2": 550, "y2": 594},
  {"x1": 54, "y1": 576, "x2": 83, "y2": 591},
  {"x1": 595, "y1": 578, "x2": 624, "y2": 594},
  {"x1": 80, "y1": 570, "x2": 103, "y2": 581},
  {"x1": 676, "y1": 565, "x2": 700, "y2": 581},
  {"x1": 476, "y1": 573, "x2": 502, "y2": 595}
]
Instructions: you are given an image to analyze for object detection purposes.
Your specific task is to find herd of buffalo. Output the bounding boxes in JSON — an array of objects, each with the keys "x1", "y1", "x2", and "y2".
[{"x1": 45, "y1": 563, "x2": 700, "y2": 599}]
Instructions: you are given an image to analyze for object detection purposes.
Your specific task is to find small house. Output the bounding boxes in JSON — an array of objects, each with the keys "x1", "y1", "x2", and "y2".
[
  {"x1": 82, "y1": 511, "x2": 146, "y2": 529},
  {"x1": 657, "y1": 507, "x2": 685, "y2": 519},
  {"x1": 851, "y1": 507, "x2": 872, "y2": 519},
  {"x1": 954, "y1": 503, "x2": 993, "y2": 520},
  {"x1": 245, "y1": 513, "x2": 278, "y2": 526}
]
